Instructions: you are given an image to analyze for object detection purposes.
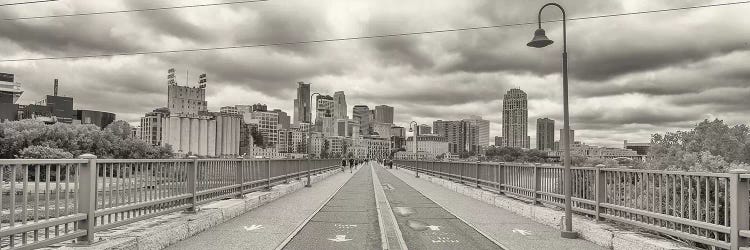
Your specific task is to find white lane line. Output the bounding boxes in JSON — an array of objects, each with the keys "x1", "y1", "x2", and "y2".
[
  {"x1": 274, "y1": 164, "x2": 363, "y2": 250},
  {"x1": 372, "y1": 163, "x2": 408, "y2": 250}
]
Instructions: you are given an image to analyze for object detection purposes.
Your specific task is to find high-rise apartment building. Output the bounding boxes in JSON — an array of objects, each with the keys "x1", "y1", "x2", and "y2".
[
  {"x1": 433, "y1": 120, "x2": 477, "y2": 155},
  {"x1": 501, "y1": 88, "x2": 529, "y2": 148},
  {"x1": 536, "y1": 118, "x2": 555, "y2": 151},
  {"x1": 374, "y1": 105, "x2": 394, "y2": 124},
  {"x1": 293, "y1": 82, "x2": 311, "y2": 124},
  {"x1": 560, "y1": 129, "x2": 575, "y2": 147},
  {"x1": 333, "y1": 91, "x2": 347, "y2": 119}
]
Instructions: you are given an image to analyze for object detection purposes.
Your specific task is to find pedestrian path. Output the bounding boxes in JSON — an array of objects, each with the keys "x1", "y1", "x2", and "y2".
[
  {"x1": 385, "y1": 164, "x2": 605, "y2": 250},
  {"x1": 165, "y1": 167, "x2": 358, "y2": 250},
  {"x1": 283, "y1": 163, "x2": 380, "y2": 250},
  {"x1": 168, "y1": 162, "x2": 605, "y2": 250},
  {"x1": 374, "y1": 164, "x2": 503, "y2": 249}
]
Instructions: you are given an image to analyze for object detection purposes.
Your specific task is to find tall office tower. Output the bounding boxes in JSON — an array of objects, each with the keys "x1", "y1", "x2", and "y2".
[
  {"x1": 536, "y1": 118, "x2": 555, "y2": 151},
  {"x1": 333, "y1": 91, "x2": 347, "y2": 119},
  {"x1": 501, "y1": 88, "x2": 529, "y2": 148},
  {"x1": 465, "y1": 115, "x2": 490, "y2": 147},
  {"x1": 374, "y1": 105, "x2": 394, "y2": 124},
  {"x1": 294, "y1": 82, "x2": 311, "y2": 124},
  {"x1": 352, "y1": 105, "x2": 371, "y2": 136}
]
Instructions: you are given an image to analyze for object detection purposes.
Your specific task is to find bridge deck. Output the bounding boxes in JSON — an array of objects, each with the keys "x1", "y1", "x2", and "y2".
[{"x1": 169, "y1": 162, "x2": 604, "y2": 250}]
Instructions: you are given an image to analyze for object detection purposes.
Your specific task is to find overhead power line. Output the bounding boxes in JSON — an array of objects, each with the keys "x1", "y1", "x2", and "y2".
[
  {"x1": 0, "y1": 0, "x2": 57, "y2": 7},
  {"x1": 2, "y1": 0, "x2": 269, "y2": 21},
  {"x1": 1, "y1": 0, "x2": 748, "y2": 62}
]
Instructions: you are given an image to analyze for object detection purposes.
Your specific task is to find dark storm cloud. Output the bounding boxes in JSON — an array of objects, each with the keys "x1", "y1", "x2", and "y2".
[
  {"x1": 1, "y1": 0, "x2": 748, "y2": 146},
  {"x1": 125, "y1": 1, "x2": 214, "y2": 43},
  {"x1": 0, "y1": 13, "x2": 141, "y2": 57}
]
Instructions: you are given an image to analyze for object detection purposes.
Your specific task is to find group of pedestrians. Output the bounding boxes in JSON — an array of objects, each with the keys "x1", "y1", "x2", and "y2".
[{"x1": 339, "y1": 158, "x2": 395, "y2": 172}]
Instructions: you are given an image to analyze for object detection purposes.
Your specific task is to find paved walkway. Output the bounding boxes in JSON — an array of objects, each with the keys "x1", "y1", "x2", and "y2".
[
  {"x1": 386, "y1": 164, "x2": 605, "y2": 250},
  {"x1": 169, "y1": 162, "x2": 604, "y2": 250},
  {"x1": 166, "y1": 166, "x2": 358, "y2": 250},
  {"x1": 284, "y1": 163, "x2": 380, "y2": 250}
]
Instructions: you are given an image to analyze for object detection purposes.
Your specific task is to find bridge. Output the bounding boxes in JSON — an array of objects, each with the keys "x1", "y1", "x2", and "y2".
[{"x1": 0, "y1": 157, "x2": 748, "y2": 249}]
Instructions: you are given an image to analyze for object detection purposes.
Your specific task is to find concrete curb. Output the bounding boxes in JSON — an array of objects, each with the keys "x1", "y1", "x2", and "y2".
[
  {"x1": 395, "y1": 168, "x2": 694, "y2": 250},
  {"x1": 59, "y1": 168, "x2": 344, "y2": 250}
]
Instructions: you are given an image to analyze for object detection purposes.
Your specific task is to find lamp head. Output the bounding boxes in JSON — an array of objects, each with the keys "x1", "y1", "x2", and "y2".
[{"x1": 527, "y1": 28, "x2": 554, "y2": 48}]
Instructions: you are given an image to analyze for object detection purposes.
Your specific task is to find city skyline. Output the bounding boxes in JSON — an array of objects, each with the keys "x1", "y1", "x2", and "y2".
[{"x1": 3, "y1": 1, "x2": 749, "y2": 148}]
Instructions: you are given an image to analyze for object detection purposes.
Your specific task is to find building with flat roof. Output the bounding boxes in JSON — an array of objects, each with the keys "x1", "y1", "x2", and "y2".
[
  {"x1": 536, "y1": 118, "x2": 555, "y2": 151},
  {"x1": 501, "y1": 88, "x2": 529, "y2": 148},
  {"x1": 374, "y1": 105, "x2": 394, "y2": 124},
  {"x1": 624, "y1": 140, "x2": 651, "y2": 155},
  {"x1": 74, "y1": 110, "x2": 116, "y2": 128}
]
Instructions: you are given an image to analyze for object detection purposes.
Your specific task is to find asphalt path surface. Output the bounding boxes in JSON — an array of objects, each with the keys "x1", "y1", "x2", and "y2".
[{"x1": 283, "y1": 163, "x2": 380, "y2": 250}]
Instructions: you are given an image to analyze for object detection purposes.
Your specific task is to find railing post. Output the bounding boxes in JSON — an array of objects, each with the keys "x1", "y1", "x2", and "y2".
[
  {"x1": 185, "y1": 156, "x2": 198, "y2": 213},
  {"x1": 75, "y1": 154, "x2": 97, "y2": 245},
  {"x1": 459, "y1": 162, "x2": 464, "y2": 184},
  {"x1": 730, "y1": 169, "x2": 749, "y2": 250},
  {"x1": 416, "y1": 161, "x2": 420, "y2": 178},
  {"x1": 305, "y1": 158, "x2": 312, "y2": 188},
  {"x1": 476, "y1": 161, "x2": 481, "y2": 188},
  {"x1": 265, "y1": 159, "x2": 272, "y2": 191},
  {"x1": 595, "y1": 164, "x2": 606, "y2": 222},
  {"x1": 497, "y1": 162, "x2": 505, "y2": 195},
  {"x1": 235, "y1": 156, "x2": 244, "y2": 198},
  {"x1": 533, "y1": 163, "x2": 541, "y2": 205},
  {"x1": 284, "y1": 159, "x2": 290, "y2": 184},
  {"x1": 296, "y1": 159, "x2": 301, "y2": 180}
]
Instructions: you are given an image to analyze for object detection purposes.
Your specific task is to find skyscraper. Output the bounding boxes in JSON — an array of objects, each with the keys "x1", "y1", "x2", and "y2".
[
  {"x1": 501, "y1": 88, "x2": 529, "y2": 148},
  {"x1": 536, "y1": 118, "x2": 555, "y2": 151},
  {"x1": 374, "y1": 105, "x2": 394, "y2": 124},
  {"x1": 352, "y1": 105, "x2": 370, "y2": 136},
  {"x1": 293, "y1": 82, "x2": 311, "y2": 124},
  {"x1": 560, "y1": 129, "x2": 575, "y2": 145},
  {"x1": 333, "y1": 91, "x2": 347, "y2": 119},
  {"x1": 433, "y1": 120, "x2": 477, "y2": 155}
]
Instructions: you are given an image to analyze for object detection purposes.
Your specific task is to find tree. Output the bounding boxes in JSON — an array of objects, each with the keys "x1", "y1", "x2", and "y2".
[
  {"x1": 104, "y1": 120, "x2": 133, "y2": 139},
  {"x1": 647, "y1": 119, "x2": 750, "y2": 172},
  {"x1": 19, "y1": 146, "x2": 73, "y2": 159},
  {"x1": 0, "y1": 120, "x2": 173, "y2": 159},
  {"x1": 250, "y1": 128, "x2": 264, "y2": 147}
]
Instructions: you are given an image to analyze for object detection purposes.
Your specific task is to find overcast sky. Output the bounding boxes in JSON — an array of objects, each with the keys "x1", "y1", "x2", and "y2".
[{"x1": 1, "y1": 0, "x2": 748, "y2": 148}]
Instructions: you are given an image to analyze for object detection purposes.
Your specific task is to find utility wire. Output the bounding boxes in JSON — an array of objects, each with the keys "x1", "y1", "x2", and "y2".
[
  {"x1": 1, "y1": 0, "x2": 748, "y2": 62},
  {"x1": 0, "y1": 0, "x2": 57, "y2": 7},
  {"x1": 2, "y1": 0, "x2": 269, "y2": 21}
]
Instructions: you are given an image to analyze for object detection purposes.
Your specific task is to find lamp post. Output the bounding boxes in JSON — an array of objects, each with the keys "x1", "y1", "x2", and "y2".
[
  {"x1": 527, "y1": 2, "x2": 577, "y2": 239},
  {"x1": 305, "y1": 92, "x2": 321, "y2": 188},
  {"x1": 409, "y1": 121, "x2": 419, "y2": 178}
]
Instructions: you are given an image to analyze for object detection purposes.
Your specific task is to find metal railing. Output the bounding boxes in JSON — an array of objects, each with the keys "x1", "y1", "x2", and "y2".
[
  {"x1": 0, "y1": 156, "x2": 341, "y2": 249},
  {"x1": 395, "y1": 160, "x2": 750, "y2": 250}
]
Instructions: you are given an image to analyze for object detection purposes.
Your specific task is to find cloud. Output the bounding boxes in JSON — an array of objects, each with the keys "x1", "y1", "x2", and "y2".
[{"x1": 0, "y1": 0, "x2": 748, "y2": 148}]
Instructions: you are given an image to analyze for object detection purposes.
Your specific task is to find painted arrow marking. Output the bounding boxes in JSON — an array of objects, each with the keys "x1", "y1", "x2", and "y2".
[
  {"x1": 426, "y1": 225, "x2": 441, "y2": 231},
  {"x1": 328, "y1": 235, "x2": 353, "y2": 242},
  {"x1": 244, "y1": 225, "x2": 264, "y2": 231},
  {"x1": 512, "y1": 228, "x2": 532, "y2": 236}
]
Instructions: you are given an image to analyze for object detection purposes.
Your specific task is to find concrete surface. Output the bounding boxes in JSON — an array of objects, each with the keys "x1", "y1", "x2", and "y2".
[
  {"x1": 56, "y1": 167, "x2": 344, "y2": 250},
  {"x1": 391, "y1": 165, "x2": 693, "y2": 250}
]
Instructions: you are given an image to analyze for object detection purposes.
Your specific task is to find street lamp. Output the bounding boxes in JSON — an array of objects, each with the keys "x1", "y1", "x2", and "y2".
[
  {"x1": 527, "y1": 3, "x2": 577, "y2": 239},
  {"x1": 409, "y1": 121, "x2": 419, "y2": 178},
  {"x1": 305, "y1": 92, "x2": 320, "y2": 188}
]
